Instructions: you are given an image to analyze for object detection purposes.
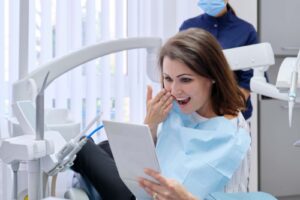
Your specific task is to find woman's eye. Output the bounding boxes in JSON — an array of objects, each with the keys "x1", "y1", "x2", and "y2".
[
  {"x1": 163, "y1": 77, "x2": 172, "y2": 82},
  {"x1": 181, "y1": 78, "x2": 192, "y2": 83}
]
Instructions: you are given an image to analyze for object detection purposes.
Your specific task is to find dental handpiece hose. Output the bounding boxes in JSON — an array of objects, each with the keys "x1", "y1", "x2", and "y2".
[
  {"x1": 72, "y1": 125, "x2": 104, "y2": 158},
  {"x1": 289, "y1": 50, "x2": 300, "y2": 127},
  {"x1": 56, "y1": 124, "x2": 104, "y2": 162},
  {"x1": 74, "y1": 114, "x2": 102, "y2": 142},
  {"x1": 288, "y1": 71, "x2": 298, "y2": 127}
]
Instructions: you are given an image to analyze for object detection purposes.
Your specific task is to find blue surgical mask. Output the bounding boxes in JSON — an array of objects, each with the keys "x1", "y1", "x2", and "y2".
[{"x1": 198, "y1": 0, "x2": 226, "y2": 17}]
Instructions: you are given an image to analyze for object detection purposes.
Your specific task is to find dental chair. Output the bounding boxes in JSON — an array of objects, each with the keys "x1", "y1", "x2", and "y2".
[
  {"x1": 65, "y1": 43, "x2": 278, "y2": 200},
  {"x1": 64, "y1": 42, "x2": 280, "y2": 200}
]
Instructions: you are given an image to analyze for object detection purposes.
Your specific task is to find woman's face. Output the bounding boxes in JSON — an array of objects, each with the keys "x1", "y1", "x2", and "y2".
[{"x1": 162, "y1": 56, "x2": 215, "y2": 117}]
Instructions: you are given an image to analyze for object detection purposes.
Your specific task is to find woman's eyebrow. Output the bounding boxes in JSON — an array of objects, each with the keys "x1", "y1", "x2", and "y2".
[
  {"x1": 177, "y1": 74, "x2": 193, "y2": 78},
  {"x1": 162, "y1": 73, "x2": 193, "y2": 77}
]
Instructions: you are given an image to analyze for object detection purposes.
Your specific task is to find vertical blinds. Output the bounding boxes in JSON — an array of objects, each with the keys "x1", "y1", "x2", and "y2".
[
  {"x1": 0, "y1": 1, "x2": 260, "y2": 198},
  {"x1": 0, "y1": 0, "x2": 192, "y2": 128},
  {"x1": 0, "y1": 1, "x2": 189, "y2": 197}
]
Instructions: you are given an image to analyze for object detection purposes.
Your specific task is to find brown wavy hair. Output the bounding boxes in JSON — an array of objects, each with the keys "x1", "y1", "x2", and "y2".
[{"x1": 158, "y1": 28, "x2": 245, "y2": 116}]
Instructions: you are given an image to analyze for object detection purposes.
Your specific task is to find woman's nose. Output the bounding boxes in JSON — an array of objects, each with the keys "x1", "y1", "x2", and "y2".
[{"x1": 171, "y1": 82, "x2": 182, "y2": 95}]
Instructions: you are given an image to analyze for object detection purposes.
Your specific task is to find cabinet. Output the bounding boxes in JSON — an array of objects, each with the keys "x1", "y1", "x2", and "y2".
[
  {"x1": 259, "y1": 0, "x2": 300, "y2": 56},
  {"x1": 259, "y1": 99, "x2": 300, "y2": 197},
  {"x1": 258, "y1": 0, "x2": 300, "y2": 197}
]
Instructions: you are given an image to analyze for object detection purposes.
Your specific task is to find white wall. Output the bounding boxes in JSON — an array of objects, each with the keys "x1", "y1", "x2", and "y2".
[{"x1": 230, "y1": 0, "x2": 258, "y2": 28}]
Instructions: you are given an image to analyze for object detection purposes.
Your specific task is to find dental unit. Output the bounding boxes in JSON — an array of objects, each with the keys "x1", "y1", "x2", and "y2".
[{"x1": 0, "y1": 37, "x2": 162, "y2": 200}]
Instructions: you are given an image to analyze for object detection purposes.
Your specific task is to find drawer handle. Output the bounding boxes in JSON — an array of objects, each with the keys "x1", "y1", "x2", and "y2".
[
  {"x1": 281, "y1": 104, "x2": 300, "y2": 109},
  {"x1": 281, "y1": 46, "x2": 300, "y2": 51}
]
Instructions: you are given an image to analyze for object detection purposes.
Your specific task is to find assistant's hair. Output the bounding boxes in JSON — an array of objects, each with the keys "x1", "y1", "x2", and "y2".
[
  {"x1": 227, "y1": 3, "x2": 236, "y2": 16},
  {"x1": 158, "y1": 28, "x2": 245, "y2": 116}
]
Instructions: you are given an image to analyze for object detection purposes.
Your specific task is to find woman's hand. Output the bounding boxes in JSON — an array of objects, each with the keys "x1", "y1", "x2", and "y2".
[
  {"x1": 139, "y1": 169, "x2": 198, "y2": 200},
  {"x1": 144, "y1": 86, "x2": 173, "y2": 140}
]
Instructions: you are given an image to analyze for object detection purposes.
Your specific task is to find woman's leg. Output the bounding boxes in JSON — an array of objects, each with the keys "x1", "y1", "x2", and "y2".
[
  {"x1": 72, "y1": 140, "x2": 134, "y2": 200},
  {"x1": 98, "y1": 140, "x2": 113, "y2": 159}
]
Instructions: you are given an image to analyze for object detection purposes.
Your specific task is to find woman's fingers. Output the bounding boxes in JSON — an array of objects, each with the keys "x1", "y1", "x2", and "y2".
[
  {"x1": 152, "y1": 89, "x2": 167, "y2": 103},
  {"x1": 140, "y1": 183, "x2": 167, "y2": 200},
  {"x1": 146, "y1": 85, "x2": 153, "y2": 103},
  {"x1": 143, "y1": 169, "x2": 175, "y2": 197},
  {"x1": 145, "y1": 88, "x2": 173, "y2": 125},
  {"x1": 160, "y1": 92, "x2": 172, "y2": 104},
  {"x1": 140, "y1": 178, "x2": 161, "y2": 190},
  {"x1": 144, "y1": 169, "x2": 169, "y2": 186},
  {"x1": 162, "y1": 95, "x2": 173, "y2": 110},
  {"x1": 140, "y1": 170, "x2": 198, "y2": 200},
  {"x1": 148, "y1": 87, "x2": 172, "y2": 107},
  {"x1": 139, "y1": 177, "x2": 173, "y2": 200},
  {"x1": 142, "y1": 185, "x2": 153, "y2": 196},
  {"x1": 156, "y1": 92, "x2": 172, "y2": 111}
]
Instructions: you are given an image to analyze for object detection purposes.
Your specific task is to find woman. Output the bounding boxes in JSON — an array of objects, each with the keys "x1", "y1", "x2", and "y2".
[
  {"x1": 179, "y1": 0, "x2": 258, "y2": 121},
  {"x1": 139, "y1": 28, "x2": 250, "y2": 199},
  {"x1": 179, "y1": 1, "x2": 259, "y2": 192},
  {"x1": 72, "y1": 28, "x2": 250, "y2": 200}
]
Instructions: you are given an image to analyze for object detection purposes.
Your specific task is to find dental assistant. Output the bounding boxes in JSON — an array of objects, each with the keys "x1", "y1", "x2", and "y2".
[
  {"x1": 72, "y1": 28, "x2": 250, "y2": 200},
  {"x1": 179, "y1": 0, "x2": 258, "y2": 121}
]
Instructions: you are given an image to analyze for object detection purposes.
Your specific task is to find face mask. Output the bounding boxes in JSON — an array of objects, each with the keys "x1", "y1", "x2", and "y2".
[{"x1": 198, "y1": 0, "x2": 226, "y2": 17}]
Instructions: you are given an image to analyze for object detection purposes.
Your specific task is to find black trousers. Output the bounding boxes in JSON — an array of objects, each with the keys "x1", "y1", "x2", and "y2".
[{"x1": 72, "y1": 140, "x2": 135, "y2": 200}]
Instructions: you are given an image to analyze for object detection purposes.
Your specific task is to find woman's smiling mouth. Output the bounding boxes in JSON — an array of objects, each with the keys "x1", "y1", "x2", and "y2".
[{"x1": 176, "y1": 97, "x2": 191, "y2": 105}]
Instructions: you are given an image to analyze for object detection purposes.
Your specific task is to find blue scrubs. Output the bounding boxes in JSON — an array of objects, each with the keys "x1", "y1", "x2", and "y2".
[{"x1": 179, "y1": 7, "x2": 258, "y2": 120}]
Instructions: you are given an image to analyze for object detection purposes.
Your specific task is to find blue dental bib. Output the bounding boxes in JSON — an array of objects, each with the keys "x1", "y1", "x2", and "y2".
[{"x1": 156, "y1": 104, "x2": 250, "y2": 198}]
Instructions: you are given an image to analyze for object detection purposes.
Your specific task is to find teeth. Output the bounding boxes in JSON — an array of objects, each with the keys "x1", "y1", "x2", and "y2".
[
  {"x1": 176, "y1": 97, "x2": 189, "y2": 101},
  {"x1": 177, "y1": 97, "x2": 190, "y2": 105}
]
